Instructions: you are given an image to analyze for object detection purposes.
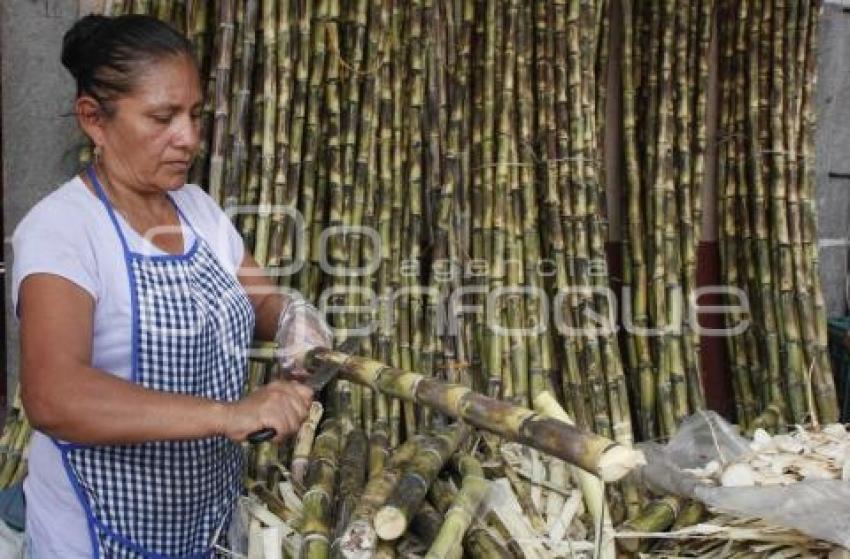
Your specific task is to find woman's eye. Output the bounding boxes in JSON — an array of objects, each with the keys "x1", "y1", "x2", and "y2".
[{"x1": 152, "y1": 113, "x2": 173, "y2": 124}]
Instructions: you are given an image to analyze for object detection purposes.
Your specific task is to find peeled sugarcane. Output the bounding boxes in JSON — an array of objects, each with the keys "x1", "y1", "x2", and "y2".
[
  {"x1": 335, "y1": 437, "x2": 420, "y2": 558},
  {"x1": 423, "y1": 455, "x2": 489, "y2": 559},
  {"x1": 305, "y1": 349, "x2": 645, "y2": 482},
  {"x1": 534, "y1": 391, "x2": 615, "y2": 559},
  {"x1": 299, "y1": 420, "x2": 342, "y2": 558},
  {"x1": 374, "y1": 423, "x2": 471, "y2": 540}
]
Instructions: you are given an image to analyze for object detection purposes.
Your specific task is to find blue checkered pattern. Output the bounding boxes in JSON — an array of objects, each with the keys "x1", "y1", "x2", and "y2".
[{"x1": 62, "y1": 169, "x2": 255, "y2": 558}]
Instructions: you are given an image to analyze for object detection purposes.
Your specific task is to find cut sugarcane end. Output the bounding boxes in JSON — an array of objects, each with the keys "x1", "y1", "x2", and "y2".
[
  {"x1": 596, "y1": 445, "x2": 647, "y2": 483},
  {"x1": 374, "y1": 506, "x2": 407, "y2": 541}
]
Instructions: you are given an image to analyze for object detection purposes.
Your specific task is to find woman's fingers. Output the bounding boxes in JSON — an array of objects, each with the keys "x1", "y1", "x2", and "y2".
[{"x1": 224, "y1": 380, "x2": 315, "y2": 443}]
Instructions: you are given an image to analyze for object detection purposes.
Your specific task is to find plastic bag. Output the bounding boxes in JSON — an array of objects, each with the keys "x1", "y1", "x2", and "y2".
[
  {"x1": 275, "y1": 298, "x2": 333, "y2": 377},
  {"x1": 632, "y1": 411, "x2": 850, "y2": 548}
]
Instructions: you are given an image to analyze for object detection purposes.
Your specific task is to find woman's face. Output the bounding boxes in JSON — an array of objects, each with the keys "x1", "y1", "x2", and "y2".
[{"x1": 97, "y1": 54, "x2": 202, "y2": 192}]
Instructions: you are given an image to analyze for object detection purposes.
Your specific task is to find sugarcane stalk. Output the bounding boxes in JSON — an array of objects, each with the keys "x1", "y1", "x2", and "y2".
[
  {"x1": 0, "y1": 416, "x2": 30, "y2": 489},
  {"x1": 671, "y1": 500, "x2": 706, "y2": 530},
  {"x1": 335, "y1": 437, "x2": 420, "y2": 558},
  {"x1": 207, "y1": 0, "x2": 235, "y2": 205},
  {"x1": 290, "y1": 401, "x2": 324, "y2": 486},
  {"x1": 299, "y1": 420, "x2": 342, "y2": 558},
  {"x1": 374, "y1": 423, "x2": 471, "y2": 540},
  {"x1": 428, "y1": 473, "x2": 512, "y2": 559},
  {"x1": 305, "y1": 350, "x2": 645, "y2": 481},
  {"x1": 333, "y1": 428, "x2": 368, "y2": 539},
  {"x1": 619, "y1": 495, "x2": 685, "y2": 554},
  {"x1": 408, "y1": 500, "x2": 444, "y2": 548},
  {"x1": 423, "y1": 455, "x2": 488, "y2": 559}
]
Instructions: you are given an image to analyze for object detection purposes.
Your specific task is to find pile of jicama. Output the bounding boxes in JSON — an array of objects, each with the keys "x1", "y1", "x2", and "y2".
[{"x1": 686, "y1": 424, "x2": 850, "y2": 488}]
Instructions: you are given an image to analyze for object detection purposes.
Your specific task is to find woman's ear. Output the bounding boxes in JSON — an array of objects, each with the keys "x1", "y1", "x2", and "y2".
[{"x1": 75, "y1": 96, "x2": 106, "y2": 147}]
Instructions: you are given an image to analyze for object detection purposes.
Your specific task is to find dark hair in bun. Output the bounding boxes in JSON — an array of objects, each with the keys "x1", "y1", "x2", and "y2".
[{"x1": 61, "y1": 14, "x2": 195, "y2": 116}]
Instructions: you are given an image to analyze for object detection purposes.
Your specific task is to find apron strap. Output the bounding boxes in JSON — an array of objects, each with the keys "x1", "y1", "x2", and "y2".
[{"x1": 86, "y1": 164, "x2": 131, "y2": 254}]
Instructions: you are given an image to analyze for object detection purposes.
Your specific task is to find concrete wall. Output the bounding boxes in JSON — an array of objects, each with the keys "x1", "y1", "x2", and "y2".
[
  {"x1": 816, "y1": 3, "x2": 850, "y2": 318},
  {"x1": 1, "y1": 1, "x2": 91, "y2": 395}
]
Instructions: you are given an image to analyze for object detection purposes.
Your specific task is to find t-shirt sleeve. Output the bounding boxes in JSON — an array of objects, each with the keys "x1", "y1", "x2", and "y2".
[
  {"x1": 11, "y1": 201, "x2": 99, "y2": 318},
  {"x1": 181, "y1": 184, "x2": 246, "y2": 274}
]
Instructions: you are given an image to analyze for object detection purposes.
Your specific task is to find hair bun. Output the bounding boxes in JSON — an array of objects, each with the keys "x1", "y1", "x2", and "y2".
[{"x1": 61, "y1": 14, "x2": 111, "y2": 78}]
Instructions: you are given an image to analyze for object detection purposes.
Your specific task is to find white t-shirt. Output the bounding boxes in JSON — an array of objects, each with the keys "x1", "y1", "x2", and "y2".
[{"x1": 11, "y1": 176, "x2": 246, "y2": 557}]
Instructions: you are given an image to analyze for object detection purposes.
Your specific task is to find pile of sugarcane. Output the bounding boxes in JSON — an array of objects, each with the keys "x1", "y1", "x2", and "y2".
[
  {"x1": 238, "y1": 389, "x2": 627, "y2": 559},
  {"x1": 716, "y1": 0, "x2": 838, "y2": 429},
  {"x1": 0, "y1": 387, "x2": 31, "y2": 490},
  {"x1": 619, "y1": 0, "x2": 714, "y2": 441}
]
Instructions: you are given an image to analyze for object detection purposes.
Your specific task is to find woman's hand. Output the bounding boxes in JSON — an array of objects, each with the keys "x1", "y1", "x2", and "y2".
[{"x1": 221, "y1": 380, "x2": 314, "y2": 443}]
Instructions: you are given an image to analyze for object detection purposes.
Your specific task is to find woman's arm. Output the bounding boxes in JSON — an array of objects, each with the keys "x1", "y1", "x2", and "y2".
[
  {"x1": 19, "y1": 273, "x2": 311, "y2": 445},
  {"x1": 236, "y1": 252, "x2": 288, "y2": 341}
]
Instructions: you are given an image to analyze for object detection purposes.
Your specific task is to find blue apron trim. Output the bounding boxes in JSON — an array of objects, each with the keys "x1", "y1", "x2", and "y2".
[{"x1": 54, "y1": 439, "x2": 102, "y2": 559}]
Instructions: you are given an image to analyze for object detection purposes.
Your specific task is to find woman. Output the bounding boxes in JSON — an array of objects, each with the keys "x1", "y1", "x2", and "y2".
[{"x1": 12, "y1": 14, "x2": 330, "y2": 557}]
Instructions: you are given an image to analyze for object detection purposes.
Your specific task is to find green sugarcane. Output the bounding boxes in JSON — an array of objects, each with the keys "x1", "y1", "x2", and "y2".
[
  {"x1": 300, "y1": 420, "x2": 342, "y2": 558},
  {"x1": 374, "y1": 424, "x2": 470, "y2": 541},
  {"x1": 335, "y1": 437, "x2": 420, "y2": 558},
  {"x1": 423, "y1": 455, "x2": 489, "y2": 559}
]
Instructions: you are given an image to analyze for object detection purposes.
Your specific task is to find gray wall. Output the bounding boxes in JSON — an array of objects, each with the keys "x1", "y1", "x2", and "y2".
[
  {"x1": 816, "y1": 3, "x2": 850, "y2": 319},
  {"x1": 2, "y1": 1, "x2": 87, "y2": 395}
]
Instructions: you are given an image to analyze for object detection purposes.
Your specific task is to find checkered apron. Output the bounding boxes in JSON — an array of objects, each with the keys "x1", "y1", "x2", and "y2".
[{"x1": 53, "y1": 166, "x2": 255, "y2": 558}]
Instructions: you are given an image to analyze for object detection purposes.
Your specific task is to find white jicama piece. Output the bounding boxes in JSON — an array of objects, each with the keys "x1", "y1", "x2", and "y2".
[
  {"x1": 773, "y1": 434, "x2": 805, "y2": 455},
  {"x1": 822, "y1": 424, "x2": 847, "y2": 438},
  {"x1": 750, "y1": 429, "x2": 773, "y2": 452},
  {"x1": 720, "y1": 463, "x2": 757, "y2": 487},
  {"x1": 792, "y1": 461, "x2": 834, "y2": 481},
  {"x1": 813, "y1": 442, "x2": 848, "y2": 462}
]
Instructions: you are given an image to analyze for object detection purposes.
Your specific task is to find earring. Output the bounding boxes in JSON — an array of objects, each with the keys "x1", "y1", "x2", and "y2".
[{"x1": 93, "y1": 145, "x2": 103, "y2": 165}]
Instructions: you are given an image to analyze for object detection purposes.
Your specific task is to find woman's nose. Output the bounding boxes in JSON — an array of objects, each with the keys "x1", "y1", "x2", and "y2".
[{"x1": 173, "y1": 113, "x2": 200, "y2": 152}]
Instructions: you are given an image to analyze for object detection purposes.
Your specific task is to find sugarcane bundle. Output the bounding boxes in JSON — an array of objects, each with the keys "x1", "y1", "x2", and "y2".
[
  {"x1": 0, "y1": 386, "x2": 31, "y2": 489},
  {"x1": 716, "y1": 0, "x2": 838, "y2": 427},
  {"x1": 620, "y1": 0, "x2": 715, "y2": 441}
]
